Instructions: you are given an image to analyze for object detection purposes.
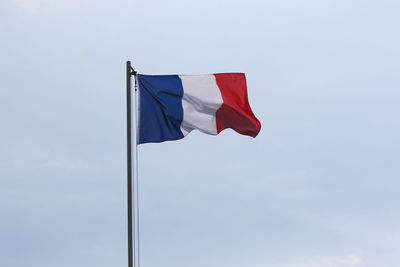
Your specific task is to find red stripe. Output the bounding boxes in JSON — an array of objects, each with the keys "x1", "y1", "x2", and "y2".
[{"x1": 214, "y1": 73, "x2": 261, "y2": 137}]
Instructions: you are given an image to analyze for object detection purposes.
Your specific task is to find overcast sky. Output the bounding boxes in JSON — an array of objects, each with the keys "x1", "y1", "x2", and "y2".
[{"x1": 1, "y1": 0, "x2": 400, "y2": 267}]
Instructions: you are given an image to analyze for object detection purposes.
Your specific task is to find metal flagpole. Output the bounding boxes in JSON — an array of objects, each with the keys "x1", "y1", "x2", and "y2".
[{"x1": 126, "y1": 61, "x2": 134, "y2": 267}]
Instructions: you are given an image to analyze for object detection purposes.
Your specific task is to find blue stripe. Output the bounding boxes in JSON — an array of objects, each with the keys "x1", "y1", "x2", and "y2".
[{"x1": 137, "y1": 74, "x2": 184, "y2": 144}]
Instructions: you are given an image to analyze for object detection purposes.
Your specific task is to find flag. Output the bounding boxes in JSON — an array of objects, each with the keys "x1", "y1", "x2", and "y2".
[{"x1": 137, "y1": 73, "x2": 261, "y2": 144}]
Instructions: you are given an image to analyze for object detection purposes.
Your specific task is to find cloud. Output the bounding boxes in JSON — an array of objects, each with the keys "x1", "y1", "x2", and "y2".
[
  {"x1": 2, "y1": 0, "x2": 400, "y2": 267},
  {"x1": 12, "y1": 0, "x2": 57, "y2": 14},
  {"x1": 251, "y1": 254, "x2": 361, "y2": 267},
  {"x1": 11, "y1": 0, "x2": 92, "y2": 15},
  {"x1": 290, "y1": 254, "x2": 361, "y2": 267}
]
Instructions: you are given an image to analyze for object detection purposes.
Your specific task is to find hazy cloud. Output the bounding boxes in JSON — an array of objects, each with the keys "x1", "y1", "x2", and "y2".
[{"x1": 1, "y1": 0, "x2": 400, "y2": 267}]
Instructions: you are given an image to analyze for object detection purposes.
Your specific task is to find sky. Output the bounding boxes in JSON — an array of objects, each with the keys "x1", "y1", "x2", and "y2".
[{"x1": 1, "y1": 0, "x2": 400, "y2": 267}]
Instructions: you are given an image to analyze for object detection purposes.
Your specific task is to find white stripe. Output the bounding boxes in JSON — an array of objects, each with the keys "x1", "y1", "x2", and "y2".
[{"x1": 179, "y1": 75, "x2": 223, "y2": 136}]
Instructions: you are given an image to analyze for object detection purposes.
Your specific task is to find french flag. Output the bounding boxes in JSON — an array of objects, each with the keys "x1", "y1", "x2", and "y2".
[{"x1": 137, "y1": 73, "x2": 261, "y2": 144}]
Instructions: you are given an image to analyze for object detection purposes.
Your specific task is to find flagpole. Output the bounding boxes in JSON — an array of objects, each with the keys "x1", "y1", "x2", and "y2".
[{"x1": 126, "y1": 61, "x2": 134, "y2": 267}]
